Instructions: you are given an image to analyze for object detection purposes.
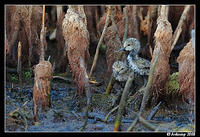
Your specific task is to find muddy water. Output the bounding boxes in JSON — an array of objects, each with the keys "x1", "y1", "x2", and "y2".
[{"x1": 5, "y1": 81, "x2": 195, "y2": 132}]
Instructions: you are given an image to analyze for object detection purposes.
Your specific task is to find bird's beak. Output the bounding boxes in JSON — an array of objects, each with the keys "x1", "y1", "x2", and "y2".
[{"x1": 115, "y1": 47, "x2": 125, "y2": 52}]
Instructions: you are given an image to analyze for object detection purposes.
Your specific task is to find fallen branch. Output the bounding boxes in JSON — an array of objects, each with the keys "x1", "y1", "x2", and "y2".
[
  {"x1": 89, "y1": 6, "x2": 111, "y2": 78},
  {"x1": 114, "y1": 72, "x2": 134, "y2": 131},
  {"x1": 127, "y1": 47, "x2": 160, "y2": 131},
  {"x1": 171, "y1": 5, "x2": 191, "y2": 51},
  {"x1": 105, "y1": 104, "x2": 157, "y2": 131}
]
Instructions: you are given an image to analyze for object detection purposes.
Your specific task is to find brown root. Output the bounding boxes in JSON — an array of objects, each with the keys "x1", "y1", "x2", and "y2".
[
  {"x1": 177, "y1": 39, "x2": 194, "y2": 103},
  {"x1": 33, "y1": 61, "x2": 52, "y2": 121},
  {"x1": 62, "y1": 6, "x2": 90, "y2": 96},
  {"x1": 104, "y1": 24, "x2": 122, "y2": 74},
  {"x1": 6, "y1": 38, "x2": 9, "y2": 54},
  {"x1": 150, "y1": 6, "x2": 173, "y2": 104},
  {"x1": 84, "y1": 6, "x2": 99, "y2": 45},
  {"x1": 6, "y1": 6, "x2": 43, "y2": 67}
]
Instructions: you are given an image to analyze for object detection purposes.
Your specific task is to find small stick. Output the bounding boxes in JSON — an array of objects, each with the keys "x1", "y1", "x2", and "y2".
[
  {"x1": 109, "y1": 104, "x2": 157, "y2": 131},
  {"x1": 114, "y1": 72, "x2": 134, "y2": 131},
  {"x1": 48, "y1": 55, "x2": 51, "y2": 61},
  {"x1": 40, "y1": 5, "x2": 46, "y2": 62},
  {"x1": 105, "y1": 75, "x2": 116, "y2": 94},
  {"x1": 42, "y1": 5, "x2": 45, "y2": 29},
  {"x1": 52, "y1": 75, "x2": 72, "y2": 83},
  {"x1": 122, "y1": 7, "x2": 129, "y2": 44},
  {"x1": 104, "y1": 105, "x2": 119, "y2": 123},
  {"x1": 79, "y1": 57, "x2": 92, "y2": 131},
  {"x1": 127, "y1": 47, "x2": 160, "y2": 131},
  {"x1": 146, "y1": 101, "x2": 162, "y2": 120},
  {"x1": 17, "y1": 41, "x2": 22, "y2": 89},
  {"x1": 28, "y1": 6, "x2": 33, "y2": 67},
  {"x1": 89, "y1": 6, "x2": 111, "y2": 78},
  {"x1": 171, "y1": 5, "x2": 191, "y2": 51},
  {"x1": 56, "y1": 6, "x2": 63, "y2": 20},
  {"x1": 8, "y1": 101, "x2": 29, "y2": 117}
]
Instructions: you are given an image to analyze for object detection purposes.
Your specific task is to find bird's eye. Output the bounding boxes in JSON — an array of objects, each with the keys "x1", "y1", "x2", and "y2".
[{"x1": 127, "y1": 44, "x2": 130, "y2": 47}]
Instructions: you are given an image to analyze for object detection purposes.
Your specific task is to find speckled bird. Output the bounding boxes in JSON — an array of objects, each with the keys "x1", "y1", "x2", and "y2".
[
  {"x1": 112, "y1": 38, "x2": 150, "y2": 87},
  {"x1": 112, "y1": 61, "x2": 131, "y2": 82},
  {"x1": 117, "y1": 38, "x2": 150, "y2": 76}
]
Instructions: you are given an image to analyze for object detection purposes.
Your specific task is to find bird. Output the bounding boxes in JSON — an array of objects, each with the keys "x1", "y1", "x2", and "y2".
[
  {"x1": 117, "y1": 38, "x2": 150, "y2": 76},
  {"x1": 113, "y1": 38, "x2": 150, "y2": 86},
  {"x1": 112, "y1": 61, "x2": 131, "y2": 82}
]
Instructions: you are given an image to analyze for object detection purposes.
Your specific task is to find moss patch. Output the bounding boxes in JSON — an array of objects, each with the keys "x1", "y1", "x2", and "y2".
[
  {"x1": 79, "y1": 93, "x2": 113, "y2": 112},
  {"x1": 168, "y1": 72, "x2": 179, "y2": 94},
  {"x1": 91, "y1": 93, "x2": 113, "y2": 112}
]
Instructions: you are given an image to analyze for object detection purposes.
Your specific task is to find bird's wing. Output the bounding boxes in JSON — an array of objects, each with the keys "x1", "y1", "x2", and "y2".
[{"x1": 135, "y1": 58, "x2": 150, "y2": 69}]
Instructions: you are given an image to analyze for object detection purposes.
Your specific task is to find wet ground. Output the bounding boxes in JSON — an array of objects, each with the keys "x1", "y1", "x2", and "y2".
[{"x1": 5, "y1": 79, "x2": 195, "y2": 132}]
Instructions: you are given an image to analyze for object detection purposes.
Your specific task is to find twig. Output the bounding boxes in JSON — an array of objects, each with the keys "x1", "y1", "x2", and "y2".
[
  {"x1": 17, "y1": 41, "x2": 22, "y2": 89},
  {"x1": 104, "y1": 105, "x2": 119, "y2": 123},
  {"x1": 122, "y1": 7, "x2": 129, "y2": 44},
  {"x1": 127, "y1": 47, "x2": 160, "y2": 131},
  {"x1": 53, "y1": 75, "x2": 101, "y2": 86},
  {"x1": 56, "y1": 6, "x2": 63, "y2": 20},
  {"x1": 109, "y1": 104, "x2": 157, "y2": 131},
  {"x1": 146, "y1": 101, "x2": 162, "y2": 120},
  {"x1": 89, "y1": 6, "x2": 111, "y2": 78},
  {"x1": 8, "y1": 101, "x2": 29, "y2": 131},
  {"x1": 160, "y1": 5, "x2": 169, "y2": 19},
  {"x1": 79, "y1": 57, "x2": 92, "y2": 131},
  {"x1": 8, "y1": 101, "x2": 29, "y2": 117},
  {"x1": 114, "y1": 72, "x2": 134, "y2": 131},
  {"x1": 48, "y1": 55, "x2": 51, "y2": 61},
  {"x1": 52, "y1": 75, "x2": 72, "y2": 83},
  {"x1": 40, "y1": 5, "x2": 46, "y2": 62},
  {"x1": 27, "y1": 6, "x2": 32, "y2": 67},
  {"x1": 138, "y1": 115, "x2": 157, "y2": 131},
  {"x1": 128, "y1": 107, "x2": 160, "y2": 130},
  {"x1": 106, "y1": 75, "x2": 116, "y2": 94},
  {"x1": 171, "y1": 5, "x2": 191, "y2": 51},
  {"x1": 132, "y1": 6, "x2": 140, "y2": 40},
  {"x1": 42, "y1": 5, "x2": 45, "y2": 28}
]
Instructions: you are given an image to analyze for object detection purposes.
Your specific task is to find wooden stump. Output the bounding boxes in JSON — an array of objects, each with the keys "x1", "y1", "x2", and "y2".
[{"x1": 33, "y1": 61, "x2": 52, "y2": 121}]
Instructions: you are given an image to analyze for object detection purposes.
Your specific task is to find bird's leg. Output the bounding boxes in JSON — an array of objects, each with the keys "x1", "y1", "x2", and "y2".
[{"x1": 143, "y1": 76, "x2": 148, "y2": 87}]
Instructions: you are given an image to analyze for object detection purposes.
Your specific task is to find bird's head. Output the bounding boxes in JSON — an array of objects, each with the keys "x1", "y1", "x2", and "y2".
[{"x1": 116, "y1": 38, "x2": 141, "y2": 53}]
